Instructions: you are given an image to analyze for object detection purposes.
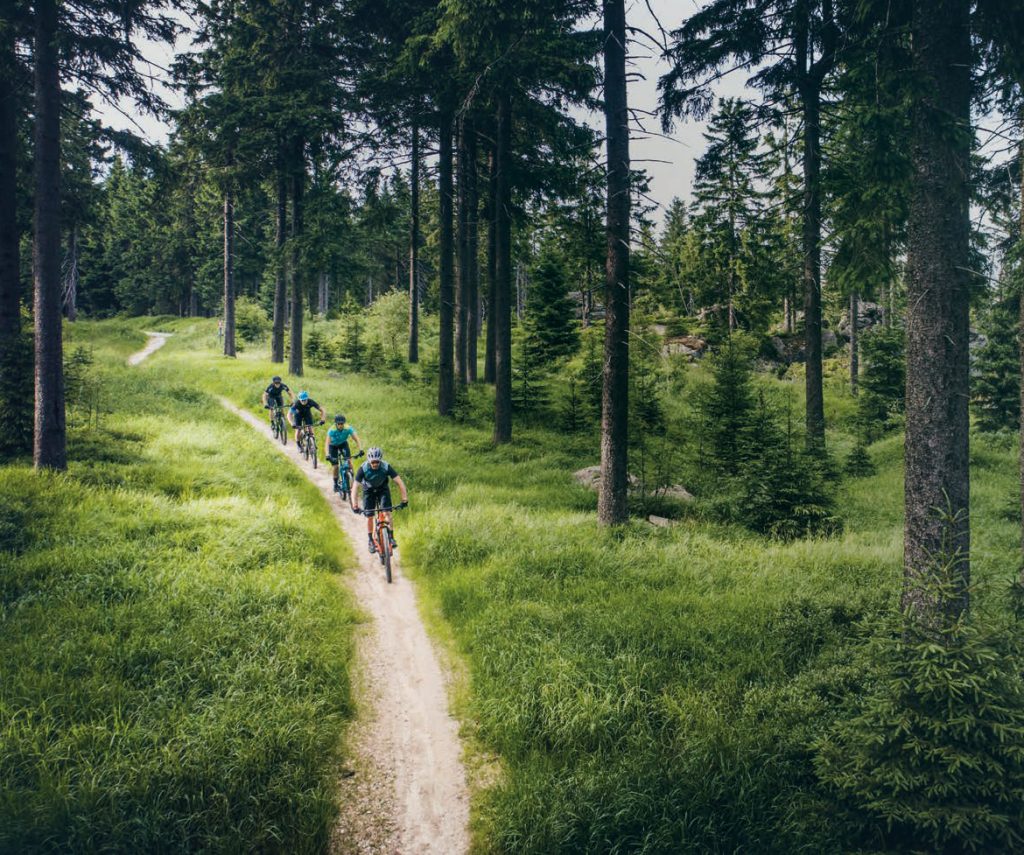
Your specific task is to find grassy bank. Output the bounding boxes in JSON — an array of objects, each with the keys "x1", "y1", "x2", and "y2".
[
  {"x1": 1, "y1": 320, "x2": 360, "y2": 853},
  {"x1": 7, "y1": 317, "x2": 1020, "y2": 852}
]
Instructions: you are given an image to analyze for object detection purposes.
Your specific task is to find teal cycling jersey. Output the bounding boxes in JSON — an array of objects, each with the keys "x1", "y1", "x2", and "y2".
[
  {"x1": 328, "y1": 425, "x2": 356, "y2": 447},
  {"x1": 356, "y1": 460, "x2": 398, "y2": 489}
]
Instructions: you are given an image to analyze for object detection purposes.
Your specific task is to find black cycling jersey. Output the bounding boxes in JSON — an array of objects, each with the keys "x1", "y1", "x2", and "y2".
[
  {"x1": 290, "y1": 398, "x2": 320, "y2": 415},
  {"x1": 265, "y1": 382, "x2": 290, "y2": 401}
]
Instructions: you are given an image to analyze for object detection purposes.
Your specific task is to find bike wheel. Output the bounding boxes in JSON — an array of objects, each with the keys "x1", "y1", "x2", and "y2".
[
  {"x1": 278, "y1": 417, "x2": 287, "y2": 445},
  {"x1": 341, "y1": 470, "x2": 350, "y2": 501},
  {"x1": 271, "y1": 417, "x2": 278, "y2": 439},
  {"x1": 311, "y1": 439, "x2": 318, "y2": 469},
  {"x1": 382, "y1": 531, "x2": 392, "y2": 582}
]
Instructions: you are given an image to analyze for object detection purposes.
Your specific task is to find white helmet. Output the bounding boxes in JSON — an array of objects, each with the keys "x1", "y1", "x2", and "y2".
[{"x1": 367, "y1": 446, "x2": 383, "y2": 461}]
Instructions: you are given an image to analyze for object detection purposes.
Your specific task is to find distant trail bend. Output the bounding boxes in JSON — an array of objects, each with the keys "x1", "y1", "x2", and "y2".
[
  {"x1": 127, "y1": 331, "x2": 170, "y2": 365},
  {"x1": 127, "y1": 332, "x2": 470, "y2": 855}
]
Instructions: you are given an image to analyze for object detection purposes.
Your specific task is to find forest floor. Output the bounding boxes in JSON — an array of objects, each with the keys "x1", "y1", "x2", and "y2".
[{"x1": 129, "y1": 332, "x2": 470, "y2": 854}]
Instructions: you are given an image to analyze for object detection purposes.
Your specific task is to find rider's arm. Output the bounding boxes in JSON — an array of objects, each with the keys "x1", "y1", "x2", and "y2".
[
  {"x1": 392, "y1": 475, "x2": 408, "y2": 504},
  {"x1": 350, "y1": 430, "x2": 361, "y2": 452},
  {"x1": 351, "y1": 479, "x2": 362, "y2": 509},
  {"x1": 261, "y1": 391, "x2": 268, "y2": 407}
]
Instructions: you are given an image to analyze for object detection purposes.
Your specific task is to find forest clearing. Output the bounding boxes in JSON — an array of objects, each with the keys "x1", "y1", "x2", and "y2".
[{"x1": 4, "y1": 0, "x2": 1024, "y2": 851}]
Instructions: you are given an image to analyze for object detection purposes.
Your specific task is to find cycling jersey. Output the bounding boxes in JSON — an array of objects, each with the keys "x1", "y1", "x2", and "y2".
[
  {"x1": 328, "y1": 425, "x2": 356, "y2": 448},
  {"x1": 356, "y1": 460, "x2": 398, "y2": 490},
  {"x1": 265, "y1": 382, "x2": 290, "y2": 402}
]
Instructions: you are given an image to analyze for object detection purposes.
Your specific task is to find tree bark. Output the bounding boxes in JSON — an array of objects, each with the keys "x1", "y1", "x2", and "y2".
[
  {"x1": 437, "y1": 109, "x2": 455, "y2": 415},
  {"x1": 598, "y1": 0, "x2": 630, "y2": 524},
  {"x1": 408, "y1": 118, "x2": 420, "y2": 363},
  {"x1": 222, "y1": 190, "x2": 236, "y2": 357},
  {"x1": 484, "y1": 144, "x2": 497, "y2": 384},
  {"x1": 0, "y1": 21, "x2": 20, "y2": 339},
  {"x1": 271, "y1": 154, "x2": 287, "y2": 363},
  {"x1": 288, "y1": 145, "x2": 304, "y2": 376},
  {"x1": 455, "y1": 115, "x2": 469, "y2": 385},
  {"x1": 493, "y1": 92, "x2": 513, "y2": 444},
  {"x1": 849, "y1": 290, "x2": 858, "y2": 396},
  {"x1": 466, "y1": 122, "x2": 479, "y2": 383},
  {"x1": 903, "y1": 0, "x2": 972, "y2": 622},
  {"x1": 801, "y1": 89, "x2": 825, "y2": 450},
  {"x1": 33, "y1": 0, "x2": 65, "y2": 470}
]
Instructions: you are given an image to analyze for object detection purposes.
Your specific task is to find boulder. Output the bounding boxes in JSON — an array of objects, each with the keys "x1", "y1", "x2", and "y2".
[
  {"x1": 663, "y1": 335, "x2": 707, "y2": 360},
  {"x1": 661, "y1": 484, "x2": 695, "y2": 502},
  {"x1": 821, "y1": 328, "x2": 838, "y2": 352}
]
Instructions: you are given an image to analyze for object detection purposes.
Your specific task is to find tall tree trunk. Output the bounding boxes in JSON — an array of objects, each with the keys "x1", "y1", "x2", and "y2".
[
  {"x1": 33, "y1": 0, "x2": 65, "y2": 470},
  {"x1": 484, "y1": 145, "x2": 497, "y2": 384},
  {"x1": 223, "y1": 190, "x2": 236, "y2": 357},
  {"x1": 408, "y1": 119, "x2": 420, "y2": 363},
  {"x1": 271, "y1": 155, "x2": 287, "y2": 363},
  {"x1": 903, "y1": 0, "x2": 972, "y2": 622},
  {"x1": 849, "y1": 290, "x2": 858, "y2": 396},
  {"x1": 455, "y1": 115, "x2": 469, "y2": 385},
  {"x1": 63, "y1": 224, "x2": 78, "y2": 321},
  {"x1": 467, "y1": 122, "x2": 479, "y2": 383},
  {"x1": 0, "y1": 21, "x2": 20, "y2": 339},
  {"x1": 437, "y1": 109, "x2": 455, "y2": 415},
  {"x1": 801, "y1": 90, "x2": 825, "y2": 450},
  {"x1": 599, "y1": 0, "x2": 630, "y2": 524},
  {"x1": 493, "y1": 92, "x2": 513, "y2": 443},
  {"x1": 289, "y1": 146, "x2": 304, "y2": 376}
]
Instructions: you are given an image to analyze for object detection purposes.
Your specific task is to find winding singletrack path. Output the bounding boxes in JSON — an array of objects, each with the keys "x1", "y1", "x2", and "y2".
[
  {"x1": 129, "y1": 334, "x2": 470, "y2": 855},
  {"x1": 127, "y1": 331, "x2": 170, "y2": 365}
]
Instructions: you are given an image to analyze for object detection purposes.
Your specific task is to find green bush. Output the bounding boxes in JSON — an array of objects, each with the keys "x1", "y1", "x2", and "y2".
[
  {"x1": 0, "y1": 330, "x2": 34, "y2": 460},
  {"x1": 972, "y1": 294, "x2": 1019, "y2": 433},
  {"x1": 856, "y1": 325, "x2": 905, "y2": 441},
  {"x1": 816, "y1": 590, "x2": 1024, "y2": 853},
  {"x1": 234, "y1": 297, "x2": 270, "y2": 344}
]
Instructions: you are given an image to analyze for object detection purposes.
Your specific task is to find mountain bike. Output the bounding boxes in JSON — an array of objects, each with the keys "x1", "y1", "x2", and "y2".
[
  {"x1": 335, "y1": 450, "x2": 364, "y2": 502},
  {"x1": 297, "y1": 421, "x2": 323, "y2": 468},
  {"x1": 358, "y1": 502, "x2": 406, "y2": 584},
  {"x1": 268, "y1": 404, "x2": 287, "y2": 444}
]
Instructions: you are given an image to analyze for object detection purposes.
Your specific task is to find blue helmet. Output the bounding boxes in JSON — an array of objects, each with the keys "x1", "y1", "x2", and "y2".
[{"x1": 298, "y1": 391, "x2": 309, "y2": 402}]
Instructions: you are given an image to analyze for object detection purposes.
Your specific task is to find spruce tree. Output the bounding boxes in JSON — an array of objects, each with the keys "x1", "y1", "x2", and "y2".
[
  {"x1": 973, "y1": 294, "x2": 1020, "y2": 432},
  {"x1": 856, "y1": 324, "x2": 905, "y2": 442},
  {"x1": 521, "y1": 245, "x2": 578, "y2": 370}
]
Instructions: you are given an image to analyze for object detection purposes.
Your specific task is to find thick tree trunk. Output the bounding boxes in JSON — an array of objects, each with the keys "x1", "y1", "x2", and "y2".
[
  {"x1": 849, "y1": 290, "x2": 858, "y2": 396},
  {"x1": 33, "y1": 0, "x2": 65, "y2": 470},
  {"x1": 484, "y1": 145, "x2": 497, "y2": 384},
  {"x1": 466, "y1": 123, "x2": 479, "y2": 383},
  {"x1": 271, "y1": 157, "x2": 287, "y2": 363},
  {"x1": 455, "y1": 115, "x2": 469, "y2": 385},
  {"x1": 408, "y1": 119, "x2": 420, "y2": 363},
  {"x1": 0, "y1": 23, "x2": 20, "y2": 339},
  {"x1": 903, "y1": 0, "x2": 972, "y2": 622},
  {"x1": 289, "y1": 149, "x2": 304, "y2": 376},
  {"x1": 493, "y1": 93, "x2": 513, "y2": 444},
  {"x1": 599, "y1": 0, "x2": 630, "y2": 524},
  {"x1": 437, "y1": 109, "x2": 455, "y2": 415},
  {"x1": 223, "y1": 191, "x2": 236, "y2": 357}
]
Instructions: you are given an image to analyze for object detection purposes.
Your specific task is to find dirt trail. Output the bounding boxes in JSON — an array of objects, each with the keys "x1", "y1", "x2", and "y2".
[
  {"x1": 127, "y1": 331, "x2": 170, "y2": 365},
  {"x1": 129, "y1": 333, "x2": 470, "y2": 853}
]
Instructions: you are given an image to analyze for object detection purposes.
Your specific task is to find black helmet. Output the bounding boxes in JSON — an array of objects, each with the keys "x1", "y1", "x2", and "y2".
[
  {"x1": 272, "y1": 375, "x2": 282, "y2": 383},
  {"x1": 334, "y1": 413, "x2": 346, "y2": 424}
]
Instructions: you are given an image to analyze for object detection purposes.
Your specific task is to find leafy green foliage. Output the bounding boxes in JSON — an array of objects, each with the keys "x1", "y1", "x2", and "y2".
[
  {"x1": 816, "y1": 590, "x2": 1024, "y2": 853},
  {"x1": 856, "y1": 324, "x2": 906, "y2": 441},
  {"x1": 972, "y1": 294, "x2": 1020, "y2": 432},
  {"x1": 697, "y1": 335, "x2": 757, "y2": 475},
  {"x1": 521, "y1": 246, "x2": 579, "y2": 369},
  {"x1": 234, "y1": 297, "x2": 270, "y2": 344},
  {"x1": 0, "y1": 330, "x2": 33, "y2": 461}
]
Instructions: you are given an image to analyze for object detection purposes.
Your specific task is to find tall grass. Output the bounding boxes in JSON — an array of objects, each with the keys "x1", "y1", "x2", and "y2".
[
  {"x1": 1, "y1": 319, "x2": 359, "y2": 853},
  {"x1": 19, "y1": 318, "x2": 1019, "y2": 853}
]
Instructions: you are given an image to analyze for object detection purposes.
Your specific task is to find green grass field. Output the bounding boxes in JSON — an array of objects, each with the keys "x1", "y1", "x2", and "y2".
[
  {"x1": 3, "y1": 317, "x2": 1021, "y2": 852},
  {"x1": 1, "y1": 320, "x2": 360, "y2": 853}
]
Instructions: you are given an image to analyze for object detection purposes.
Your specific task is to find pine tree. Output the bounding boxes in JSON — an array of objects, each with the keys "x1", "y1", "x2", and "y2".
[
  {"x1": 521, "y1": 245, "x2": 578, "y2": 370},
  {"x1": 697, "y1": 336, "x2": 756, "y2": 475},
  {"x1": 973, "y1": 294, "x2": 1020, "y2": 432},
  {"x1": 856, "y1": 324, "x2": 905, "y2": 441}
]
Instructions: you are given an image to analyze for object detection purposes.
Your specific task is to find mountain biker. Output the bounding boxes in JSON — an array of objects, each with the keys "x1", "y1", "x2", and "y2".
[
  {"x1": 289, "y1": 391, "x2": 325, "y2": 444},
  {"x1": 326, "y1": 414, "x2": 362, "y2": 494},
  {"x1": 262, "y1": 375, "x2": 294, "y2": 426},
  {"x1": 352, "y1": 446, "x2": 408, "y2": 554}
]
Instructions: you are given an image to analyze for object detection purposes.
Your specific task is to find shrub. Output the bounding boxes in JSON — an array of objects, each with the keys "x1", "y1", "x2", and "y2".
[
  {"x1": 816, "y1": 579, "x2": 1024, "y2": 853},
  {"x1": 0, "y1": 330, "x2": 33, "y2": 459},
  {"x1": 844, "y1": 441, "x2": 876, "y2": 477},
  {"x1": 234, "y1": 297, "x2": 270, "y2": 344},
  {"x1": 856, "y1": 324, "x2": 905, "y2": 441},
  {"x1": 972, "y1": 293, "x2": 1019, "y2": 433}
]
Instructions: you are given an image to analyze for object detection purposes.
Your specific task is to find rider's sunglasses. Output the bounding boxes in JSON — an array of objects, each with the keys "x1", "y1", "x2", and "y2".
[{"x1": 369, "y1": 459, "x2": 380, "y2": 466}]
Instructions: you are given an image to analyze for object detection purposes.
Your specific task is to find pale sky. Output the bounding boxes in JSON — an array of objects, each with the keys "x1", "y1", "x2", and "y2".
[{"x1": 93, "y1": 0, "x2": 747, "y2": 228}]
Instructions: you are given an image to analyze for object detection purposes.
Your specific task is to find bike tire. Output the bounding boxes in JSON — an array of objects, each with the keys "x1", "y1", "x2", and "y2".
[
  {"x1": 382, "y1": 531, "x2": 392, "y2": 582},
  {"x1": 278, "y1": 417, "x2": 287, "y2": 445},
  {"x1": 311, "y1": 439, "x2": 318, "y2": 469}
]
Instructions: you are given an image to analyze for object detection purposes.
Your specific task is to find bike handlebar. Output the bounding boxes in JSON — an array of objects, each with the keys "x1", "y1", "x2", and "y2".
[{"x1": 353, "y1": 504, "x2": 407, "y2": 516}]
